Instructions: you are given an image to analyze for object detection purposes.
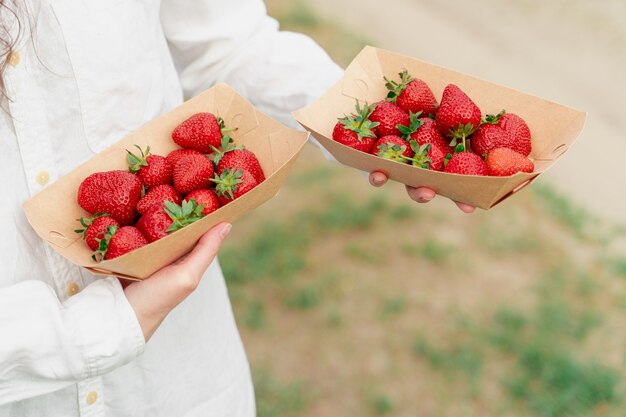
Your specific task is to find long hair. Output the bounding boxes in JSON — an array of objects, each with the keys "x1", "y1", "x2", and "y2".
[{"x1": 0, "y1": 0, "x2": 22, "y2": 99}]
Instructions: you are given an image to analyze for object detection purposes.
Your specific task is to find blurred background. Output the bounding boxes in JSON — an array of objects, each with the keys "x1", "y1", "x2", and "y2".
[{"x1": 220, "y1": 1, "x2": 626, "y2": 416}]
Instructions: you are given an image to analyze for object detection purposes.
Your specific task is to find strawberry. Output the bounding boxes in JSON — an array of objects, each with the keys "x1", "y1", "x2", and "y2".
[
  {"x1": 485, "y1": 147, "x2": 534, "y2": 176},
  {"x1": 92, "y1": 225, "x2": 148, "y2": 260},
  {"x1": 499, "y1": 113, "x2": 532, "y2": 156},
  {"x1": 211, "y1": 168, "x2": 258, "y2": 206},
  {"x1": 370, "y1": 100, "x2": 410, "y2": 137},
  {"x1": 184, "y1": 189, "x2": 221, "y2": 216},
  {"x1": 77, "y1": 170, "x2": 142, "y2": 225},
  {"x1": 398, "y1": 112, "x2": 453, "y2": 155},
  {"x1": 385, "y1": 70, "x2": 438, "y2": 116},
  {"x1": 443, "y1": 152, "x2": 488, "y2": 176},
  {"x1": 126, "y1": 145, "x2": 173, "y2": 189},
  {"x1": 74, "y1": 213, "x2": 120, "y2": 251},
  {"x1": 136, "y1": 200, "x2": 204, "y2": 243},
  {"x1": 171, "y1": 113, "x2": 236, "y2": 153},
  {"x1": 332, "y1": 101, "x2": 379, "y2": 153},
  {"x1": 370, "y1": 135, "x2": 412, "y2": 162},
  {"x1": 166, "y1": 149, "x2": 204, "y2": 168},
  {"x1": 471, "y1": 111, "x2": 510, "y2": 157},
  {"x1": 172, "y1": 153, "x2": 214, "y2": 195},
  {"x1": 404, "y1": 141, "x2": 446, "y2": 171},
  {"x1": 136, "y1": 184, "x2": 182, "y2": 215},
  {"x1": 471, "y1": 110, "x2": 532, "y2": 157},
  {"x1": 215, "y1": 146, "x2": 265, "y2": 184},
  {"x1": 435, "y1": 84, "x2": 481, "y2": 149}
]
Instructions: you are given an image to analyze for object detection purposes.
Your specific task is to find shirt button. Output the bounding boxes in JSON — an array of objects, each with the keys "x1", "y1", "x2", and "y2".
[
  {"x1": 7, "y1": 51, "x2": 20, "y2": 67},
  {"x1": 67, "y1": 282, "x2": 80, "y2": 297},
  {"x1": 36, "y1": 171, "x2": 50, "y2": 185},
  {"x1": 86, "y1": 391, "x2": 98, "y2": 405}
]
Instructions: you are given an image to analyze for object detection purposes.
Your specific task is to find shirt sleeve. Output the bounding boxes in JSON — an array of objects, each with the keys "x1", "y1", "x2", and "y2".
[
  {"x1": 160, "y1": 0, "x2": 344, "y2": 129},
  {"x1": 0, "y1": 277, "x2": 145, "y2": 405}
]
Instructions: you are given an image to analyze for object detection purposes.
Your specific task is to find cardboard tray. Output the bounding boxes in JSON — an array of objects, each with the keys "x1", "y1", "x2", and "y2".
[
  {"x1": 293, "y1": 46, "x2": 586, "y2": 209},
  {"x1": 23, "y1": 83, "x2": 309, "y2": 280}
]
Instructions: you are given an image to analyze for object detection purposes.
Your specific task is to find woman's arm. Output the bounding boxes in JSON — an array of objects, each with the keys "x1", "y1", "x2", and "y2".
[
  {"x1": 0, "y1": 277, "x2": 144, "y2": 405},
  {"x1": 160, "y1": 0, "x2": 474, "y2": 212}
]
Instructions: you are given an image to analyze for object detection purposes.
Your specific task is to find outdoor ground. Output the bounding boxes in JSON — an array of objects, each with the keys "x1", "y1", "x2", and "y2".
[{"x1": 219, "y1": 2, "x2": 626, "y2": 416}]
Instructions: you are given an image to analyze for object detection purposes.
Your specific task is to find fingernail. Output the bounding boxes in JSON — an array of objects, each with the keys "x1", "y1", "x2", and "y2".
[{"x1": 220, "y1": 223, "x2": 232, "y2": 239}]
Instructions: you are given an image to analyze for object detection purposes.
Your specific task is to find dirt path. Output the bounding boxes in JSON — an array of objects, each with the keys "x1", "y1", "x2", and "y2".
[{"x1": 305, "y1": 0, "x2": 626, "y2": 225}]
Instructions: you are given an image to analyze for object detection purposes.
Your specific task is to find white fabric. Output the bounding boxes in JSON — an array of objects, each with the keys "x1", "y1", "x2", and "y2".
[{"x1": 0, "y1": 0, "x2": 342, "y2": 416}]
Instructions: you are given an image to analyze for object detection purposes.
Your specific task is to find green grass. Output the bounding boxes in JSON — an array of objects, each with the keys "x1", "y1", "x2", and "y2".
[
  {"x1": 387, "y1": 204, "x2": 417, "y2": 221},
  {"x1": 413, "y1": 336, "x2": 484, "y2": 396},
  {"x1": 410, "y1": 265, "x2": 620, "y2": 416},
  {"x1": 221, "y1": 222, "x2": 310, "y2": 284},
  {"x1": 371, "y1": 394, "x2": 394, "y2": 416},
  {"x1": 505, "y1": 347, "x2": 619, "y2": 417},
  {"x1": 612, "y1": 257, "x2": 626, "y2": 278},
  {"x1": 290, "y1": 164, "x2": 338, "y2": 187},
  {"x1": 303, "y1": 194, "x2": 388, "y2": 231},
  {"x1": 380, "y1": 296, "x2": 407, "y2": 320},
  {"x1": 531, "y1": 183, "x2": 592, "y2": 238},
  {"x1": 475, "y1": 222, "x2": 544, "y2": 255},
  {"x1": 400, "y1": 238, "x2": 458, "y2": 264},
  {"x1": 254, "y1": 369, "x2": 308, "y2": 417},
  {"x1": 244, "y1": 300, "x2": 266, "y2": 330},
  {"x1": 285, "y1": 284, "x2": 322, "y2": 310},
  {"x1": 344, "y1": 243, "x2": 379, "y2": 265},
  {"x1": 488, "y1": 268, "x2": 617, "y2": 416}
]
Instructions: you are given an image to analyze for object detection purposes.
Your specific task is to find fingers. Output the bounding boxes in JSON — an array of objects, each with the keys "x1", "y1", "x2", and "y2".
[
  {"x1": 454, "y1": 201, "x2": 476, "y2": 214},
  {"x1": 405, "y1": 186, "x2": 436, "y2": 203},
  {"x1": 369, "y1": 171, "x2": 388, "y2": 187},
  {"x1": 406, "y1": 186, "x2": 476, "y2": 213},
  {"x1": 180, "y1": 222, "x2": 232, "y2": 274}
]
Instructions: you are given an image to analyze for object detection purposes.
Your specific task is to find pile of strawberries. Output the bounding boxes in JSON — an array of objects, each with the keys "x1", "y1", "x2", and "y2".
[
  {"x1": 75, "y1": 112, "x2": 265, "y2": 261},
  {"x1": 332, "y1": 70, "x2": 534, "y2": 176}
]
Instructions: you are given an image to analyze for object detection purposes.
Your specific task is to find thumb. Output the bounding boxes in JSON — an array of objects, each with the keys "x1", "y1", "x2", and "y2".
[
  {"x1": 369, "y1": 171, "x2": 388, "y2": 187},
  {"x1": 179, "y1": 222, "x2": 232, "y2": 274}
]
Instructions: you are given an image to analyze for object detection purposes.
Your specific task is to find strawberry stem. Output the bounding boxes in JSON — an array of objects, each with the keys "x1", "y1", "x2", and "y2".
[
  {"x1": 164, "y1": 200, "x2": 205, "y2": 233},
  {"x1": 210, "y1": 168, "x2": 244, "y2": 200}
]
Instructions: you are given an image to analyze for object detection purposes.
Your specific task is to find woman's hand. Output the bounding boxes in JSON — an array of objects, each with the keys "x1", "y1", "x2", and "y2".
[
  {"x1": 122, "y1": 222, "x2": 232, "y2": 342},
  {"x1": 369, "y1": 171, "x2": 475, "y2": 214}
]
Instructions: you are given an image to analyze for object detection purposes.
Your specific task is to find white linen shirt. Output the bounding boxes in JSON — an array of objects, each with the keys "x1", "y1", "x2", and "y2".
[{"x1": 0, "y1": 0, "x2": 342, "y2": 416}]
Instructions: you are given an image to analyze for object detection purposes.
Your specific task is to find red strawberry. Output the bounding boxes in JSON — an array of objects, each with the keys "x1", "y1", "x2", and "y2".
[
  {"x1": 332, "y1": 101, "x2": 379, "y2": 153},
  {"x1": 92, "y1": 225, "x2": 148, "y2": 260},
  {"x1": 398, "y1": 112, "x2": 453, "y2": 155},
  {"x1": 211, "y1": 168, "x2": 258, "y2": 206},
  {"x1": 74, "y1": 213, "x2": 120, "y2": 251},
  {"x1": 385, "y1": 70, "x2": 438, "y2": 116},
  {"x1": 472, "y1": 111, "x2": 532, "y2": 157},
  {"x1": 166, "y1": 149, "x2": 204, "y2": 168},
  {"x1": 471, "y1": 111, "x2": 511, "y2": 157},
  {"x1": 136, "y1": 184, "x2": 182, "y2": 215},
  {"x1": 370, "y1": 101, "x2": 410, "y2": 137},
  {"x1": 77, "y1": 170, "x2": 142, "y2": 225},
  {"x1": 184, "y1": 189, "x2": 221, "y2": 216},
  {"x1": 126, "y1": 145, "x2": 173, "y2": 189},
  {"x1": 172, "y1": 153, "x2": 214, "y2": 195},
  {"x1": 136, "y1": 200, "x2": 204, "y2": 243},
  {"x1": 215, "y1": 148, "x2": 265, "y2": 184},
  {"x1": 404, "y1": 141, "x2": 446, "y2": 171},
  {"x1": 370, "y1": 135, "x2": 412, "y2": 162},
  {"x1": 171, "y1": 113, "x2": 236, "y2": 153},
  {"x1": 443, "y1": 152, "x2": 488, "y2": 176},
  {"x1": 500, "y1": 113, "x2": 532, "y2": 156},
  {"x1": 485, "y1": 147, "x2": 534, "y2": 176},
  {"x1": 435, "y1": 84, "x2": 482, "y2": 149}
]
